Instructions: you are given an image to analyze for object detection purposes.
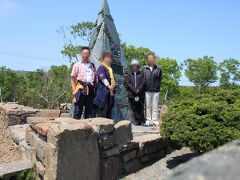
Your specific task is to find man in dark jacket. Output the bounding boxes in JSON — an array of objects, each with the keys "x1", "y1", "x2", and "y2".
[
  {"x1": 143, "y1": 53, "x2": 162, "y2": 126},
  {"x1": 125, "y1": 59, "x2": 145, "y2": 125}
]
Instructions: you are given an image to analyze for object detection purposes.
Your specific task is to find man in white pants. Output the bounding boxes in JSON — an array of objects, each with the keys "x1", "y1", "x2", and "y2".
[{"x1": 143, "y1": 53, "x2": 162, "y2": 126}]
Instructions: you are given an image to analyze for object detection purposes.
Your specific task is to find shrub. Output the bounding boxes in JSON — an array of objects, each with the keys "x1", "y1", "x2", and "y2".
[
  {"x1": 161, "y1": 89, "x2": 240, "y2": 153},
  {"x1": 18, "y1": 168, "x2": 36, "y2": 180}
]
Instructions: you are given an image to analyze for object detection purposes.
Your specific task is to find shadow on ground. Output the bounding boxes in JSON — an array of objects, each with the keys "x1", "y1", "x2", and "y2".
[{"x1": 166, "y1": 152, "x2": 196, "y2": 169}]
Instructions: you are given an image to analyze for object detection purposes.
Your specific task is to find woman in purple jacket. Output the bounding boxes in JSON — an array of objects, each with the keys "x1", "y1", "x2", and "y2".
[{"x1": 94, "y1": 52, "x2": 115, "y2": 118}]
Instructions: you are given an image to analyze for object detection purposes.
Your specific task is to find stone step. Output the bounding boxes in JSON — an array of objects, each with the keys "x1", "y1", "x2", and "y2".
[
  {"x1": 133, "y1": 134, "x2": 162, "y2": 145},
  {"x1": 35, "y1": 109, "x2": 61, "y2": 118},
  {"x1": 132, "y1": 125, "x2": 159, "y2": 137},
  {"x1": 132, "y1": 134, "x2": 168, "y2": 159},
  {"x1": 0, "y1": 160, "x2": 32, "y2": 179}
]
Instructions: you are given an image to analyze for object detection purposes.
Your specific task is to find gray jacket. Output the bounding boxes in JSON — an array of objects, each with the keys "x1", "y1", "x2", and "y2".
[{"x1": 142, "y1": 65, "x2": 162, "y2": 92}]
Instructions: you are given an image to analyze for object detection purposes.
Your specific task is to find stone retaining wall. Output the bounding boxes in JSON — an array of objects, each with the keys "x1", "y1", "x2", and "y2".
[
  {"x1": 99, "y1": 122, "x2": 168, "y2": 179},
  {"x1": 0, "y1": 103, "x2": 38, "y2": 126},
  {"x1": 1, "y1": 103, "x2": 168, "y2": 180},
  {"x1": 20, "y1": 117, "x2": 168, "y2": 179},
  {"x1": 0, "y1": 103, "x2": 68, "y2": 126}
]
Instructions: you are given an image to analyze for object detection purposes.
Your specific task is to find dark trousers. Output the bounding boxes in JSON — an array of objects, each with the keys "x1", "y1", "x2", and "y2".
[
  {"x1": 94, "y1": 96, "x2": 114, "y2": 119},
  {"x1": 73, "y1": 87, "x2": 94, "y2": 119},
  {"x1": 130, "y1": 98, "x2": 145, "y2": 125}
]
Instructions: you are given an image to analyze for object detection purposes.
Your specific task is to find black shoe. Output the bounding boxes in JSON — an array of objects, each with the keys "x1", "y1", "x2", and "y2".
[{"x1": 135, "y1": 122, "x2": 141, "y2": 126}]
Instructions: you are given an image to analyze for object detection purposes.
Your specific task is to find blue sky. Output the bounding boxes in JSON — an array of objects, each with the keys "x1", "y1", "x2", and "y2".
[{"x1": 0, "y1": 0, "x2": 240, "y2": 85}]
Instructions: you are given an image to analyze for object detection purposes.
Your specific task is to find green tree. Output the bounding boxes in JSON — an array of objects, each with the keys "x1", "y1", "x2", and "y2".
[
  {"x1": 0, "y1": 67, "x2": 24, "y2": 102},
  {"x1": 20, "y1": 69, "x2": 47, "y2": 108},
  {"x1": 157, "y1": 58, "x2": 182, "y2": 100},
  {"x1": 61, "y1": 44, "x2": 83, "y2": 62},
  {"x1": 19, "y1": 66, "x2": 71, "y2": 108},
  {"x1": 219, "y1": 58, "x2": 240, "y2": 87},
  {"x1": 121, "y1": 43, "x2": 153, "y2": 66},
  {"x1": 70, "y1": 22, "x2": 95, "y2": 41},
  {"x1": 36, "y1": 65, "x2": 71, "y2": 108},
  {"x1": 184, "y1": 56, "x2": 218, "y2": 93},
  {"x1": 48, "y1": 65, "x2": 72, "y2": 106},
  {"x1": 58, "y1": 21, "x2": 95, "y2": 61}
]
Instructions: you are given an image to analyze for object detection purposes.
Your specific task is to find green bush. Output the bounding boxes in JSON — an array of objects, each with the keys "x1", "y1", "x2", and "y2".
[
  {"x1": 161, "y1": 89, "x2": 240, "y2": 153},
  {"x1": 18, "y1": 168, "x2": 36, "y2": 180}
]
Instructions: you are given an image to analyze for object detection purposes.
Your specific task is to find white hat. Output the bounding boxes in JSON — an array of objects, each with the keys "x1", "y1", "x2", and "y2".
[{"x1": 131, "y1": 59, "x2": 140, "y2": 66}]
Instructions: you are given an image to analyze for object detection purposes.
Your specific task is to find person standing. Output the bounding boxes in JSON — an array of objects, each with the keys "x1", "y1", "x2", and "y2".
[
  {"x1": 125, "y1": 59, "x2": 145, "y2": 125},
  {"x1": 94, "y1": 52, "x2": 115, "y2": 118},
  {"x1": 143, "y1": 53, "x2": 162, "y2": 126},
  {"x1": 71, "y1": 47, "x2": 96, "y2": 119}
]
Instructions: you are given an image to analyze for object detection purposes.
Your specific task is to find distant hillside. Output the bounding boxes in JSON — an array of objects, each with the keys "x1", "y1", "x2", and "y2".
[{"x1": 12, "y1": 70, "x2": 31, "y2": 75}]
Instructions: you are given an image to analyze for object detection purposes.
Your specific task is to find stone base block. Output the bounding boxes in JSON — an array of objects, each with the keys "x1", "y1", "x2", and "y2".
[
  {"x1": 122, "y1": 150, "x2": 137, "y2": 162},
  {"x1": 124, "y1": 159, "x2": 141, "y2": 174},
  {"x1": 44, "y1": 124, "x2": 100, "y2": 180},
  {"x1": 114, "y1": 121, "x2": 133, "y2": 145},
  {"x1": 27, "y1": 131, "x2": 48, "y2": 165},
  {"x1": 99, "y1": 134, "x2": 115, "y2": 150},
  {"x1": 100, "y1": 157, "x2": 122, "y2": 180},
  {"x1": 140, "y1": 149, "x2": 166, "y2": 163},
  {"x1": 8, "y1": 124, "x2": 29, "y2": 144},
  {"x1": 18, "y1": 140, "x2": 36, "y2": 163},
  {"x1": 133, "y1": 134, "x2": 167, "y2": 158}
]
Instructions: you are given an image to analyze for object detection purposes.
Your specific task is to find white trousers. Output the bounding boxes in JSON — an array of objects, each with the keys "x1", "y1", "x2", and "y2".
[{"x1": 145, "y1": 92, "x2": 160, "y2": 122}]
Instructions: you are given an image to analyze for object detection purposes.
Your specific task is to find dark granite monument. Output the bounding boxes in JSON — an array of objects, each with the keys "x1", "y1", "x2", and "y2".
[{"x1": 89, "y1": 0, "x2": 129, "y2": 121}]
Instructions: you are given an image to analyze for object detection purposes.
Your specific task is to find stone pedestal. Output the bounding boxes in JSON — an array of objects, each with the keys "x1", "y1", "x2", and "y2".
[
  {"x1": 26, "y1": 118, "x2": 105, "y2": 180},
  {"x1": 23, "y1": 117, "x2": 168, "y2": 180},
  {"x1": 45, "y1": 124, "x2": 99, "y2": 180},
  {"x1": 1, "y1": 103, "x2": 169, "y2": 180}
]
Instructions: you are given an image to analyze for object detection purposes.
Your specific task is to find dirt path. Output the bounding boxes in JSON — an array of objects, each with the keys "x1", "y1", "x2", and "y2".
[
  {"x1": 123, "y1": 148, "x2": 196, "y2": 180},
  {"x1": 0, "y1": 111, "x2": 21, "y2": 164}
]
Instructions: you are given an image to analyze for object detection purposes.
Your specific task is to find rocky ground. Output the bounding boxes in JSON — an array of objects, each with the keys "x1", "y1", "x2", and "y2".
[
  {"x1": 0, "y1": 111, "x2": 21, "y2": 163},
  {"x1": 0, "y1": 103, "x2": 40, "y2": 164},
  {"x1": 122, "y1": 147, "x2": 196, "y2": 180}
]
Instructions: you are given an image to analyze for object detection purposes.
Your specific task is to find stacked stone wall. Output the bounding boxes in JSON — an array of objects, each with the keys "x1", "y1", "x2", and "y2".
[
  {"x1": 0, "y1": 103, "x2": 39, "y2": 126},
  {"x1": 24, "y1": 117, "x2": 168, "y2": 179},
  {"x1": 1, "y1": 103, "x2": 169, "y2": 180}
]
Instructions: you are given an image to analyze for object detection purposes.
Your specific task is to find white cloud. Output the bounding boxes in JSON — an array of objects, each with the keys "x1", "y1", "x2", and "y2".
[{"x1": 0, "y1": 0, "x2": 22, "y2": 17}]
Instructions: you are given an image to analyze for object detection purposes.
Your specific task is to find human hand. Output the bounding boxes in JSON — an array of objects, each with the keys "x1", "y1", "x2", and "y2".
[
  {"x1": 108, "y1": 85, "x2": 114, "y2": 91},
  {"x1": 72, "y1": 90, "x2": 75, "y2": 99}
]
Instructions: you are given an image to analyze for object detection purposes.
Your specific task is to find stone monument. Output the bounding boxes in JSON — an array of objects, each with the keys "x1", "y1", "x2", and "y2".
[{"x1": 89, "y1": 0, "x2": 129, "y2": 122}]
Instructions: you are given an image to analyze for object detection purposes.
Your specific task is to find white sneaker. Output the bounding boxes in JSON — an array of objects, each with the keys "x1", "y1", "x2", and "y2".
[
  {"x1": 144, "y1": 120, "x2": 154, "y2": 127},
  {"x1": 144, "y1": 120, "x2": 150, "y2": 126}
]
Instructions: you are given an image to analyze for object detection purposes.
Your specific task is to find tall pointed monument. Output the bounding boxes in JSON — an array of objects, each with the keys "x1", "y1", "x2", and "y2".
[{"x1": 89, "y1": 0, "x2": 129, "y2": 121}]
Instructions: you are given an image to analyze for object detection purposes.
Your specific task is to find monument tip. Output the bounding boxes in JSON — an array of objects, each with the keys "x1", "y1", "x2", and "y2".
[{"x1": 101, "y1": 0, "x2": 111, "y2": 15}]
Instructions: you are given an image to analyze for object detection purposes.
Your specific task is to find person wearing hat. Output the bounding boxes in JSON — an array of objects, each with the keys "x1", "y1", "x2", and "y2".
[{"x1": 125, "y1": 59, "x2": 145, "y2": 125}]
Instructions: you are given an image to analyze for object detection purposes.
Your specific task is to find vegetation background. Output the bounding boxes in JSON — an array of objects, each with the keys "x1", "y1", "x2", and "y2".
[{"x1": 0, "y1": 22, "x2": 239, "y2": 153}]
